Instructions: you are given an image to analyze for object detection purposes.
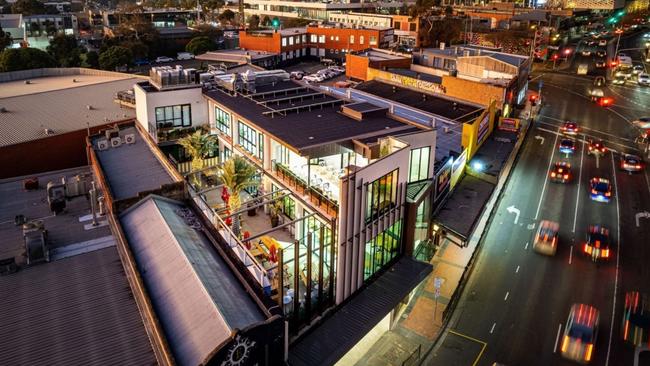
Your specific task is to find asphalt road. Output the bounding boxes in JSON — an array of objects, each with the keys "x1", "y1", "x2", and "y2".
[{"x1": 426, "y1": 43, "x2": 650, "y2": 365}]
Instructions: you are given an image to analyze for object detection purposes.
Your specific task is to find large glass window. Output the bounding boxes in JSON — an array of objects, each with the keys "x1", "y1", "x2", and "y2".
[
  {"x1": 409, "y1": 146, "x2": 430, "y2": 182},
  {"x1": 369, "y1": 36, "x2": 377, "y2": 45},
  {"x1": 364, "y1": 220, "x2": 402, "y2": 280},
  {"x1": 238, "y1": 120, "x2": 264, "y2": 161},
  {"x1": 155, "y1": 104, "x2": 191, "y2": 128},
  {"x1": 214, "y1": 106, "x2": 231, "y2": 136},
  {"x1": 366, "y1": 169, "x2": 399, "y2": 221}
]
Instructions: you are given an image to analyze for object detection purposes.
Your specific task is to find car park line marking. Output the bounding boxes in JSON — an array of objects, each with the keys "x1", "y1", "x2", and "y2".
[
  {"x1": 605, "y1": 152, "x2": 622, "y2": 366},
  {"x1": 515, "y1": 265, "x2": 520, "y2": 273},
  {"x1": 447, "y1": 330, "x2": 487, "y2": 366},
  {"x1": 504, "y1": 292, "x2": 509, "y2": 301},
  {"x1": 553, "y1": 323, "x2": 563, "y2": 353},
  {"x1": 525, "y1": 242, "x2": 529, "y2": 250},
  {"x1": 490, "y1": 322, "x2": 496, "y2": 334},
  {"x1": 569, "y1": 245, "x2": 574, "y2": 264},
  {"x1": 572, "y1": 136, "x2": 585, "y2": 233},
  {"x1": 535, "y1": 129, "x2": 560, "y2": 220}
]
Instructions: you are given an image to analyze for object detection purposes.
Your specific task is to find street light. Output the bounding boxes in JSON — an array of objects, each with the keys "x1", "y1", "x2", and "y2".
[{"x1": 614, "y1": 28, "x2": 624, "y2": 60}]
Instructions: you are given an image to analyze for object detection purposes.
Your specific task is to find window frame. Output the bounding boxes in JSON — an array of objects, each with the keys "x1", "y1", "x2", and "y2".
[{"x1": 155, "y1": 103, "x2": 191, "y2": 128}]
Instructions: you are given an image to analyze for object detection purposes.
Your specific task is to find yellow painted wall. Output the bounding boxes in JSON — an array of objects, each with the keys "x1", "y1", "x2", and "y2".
[{"x1": 461, "y1": 100, "x2": 497, "y2": 160}]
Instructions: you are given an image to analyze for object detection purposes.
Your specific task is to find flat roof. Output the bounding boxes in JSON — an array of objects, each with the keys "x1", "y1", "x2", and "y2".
[
  {"x1": 120, "y1": 195, "x2": 266, "y2": 366},
  {"x1": 91, "y1": 125, "x2": 175, "y2": 200},
  {"x1": 204, "y1": 81, "x2": 410, "y2": 153},
  {"x1": 354, "y1": 80, "x2": 484, "y2": 122},
  {"x1": 354, "y1": 49, "x2": 409, "y2": 62},
  {"x1": 422, "y1": 45, "x2": 528, "y2": 68},
  {"x1": 470, "y1": 129, "x2": 517, "y2": 177},
  {"x1": 434, "y1": 174, "x2": 494, "y2": 239},
  {"x1": 0, "y1": 74, "x2": 137, "y2": 148},
  {"x1": 0, "y1": 166, "x2": 155, "y2": 365},
  {"x1": 288, "y1": 256, "x2": 432, "y2": 366},
  {"x1": 0, "y1": 166, "x2": 112, "y2": 262}
]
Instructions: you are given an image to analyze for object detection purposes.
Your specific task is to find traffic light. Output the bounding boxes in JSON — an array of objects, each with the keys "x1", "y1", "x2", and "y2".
[
  {"x1": 272, "y1": 18, "x2": 280, "y2": 28},
  {"x1": 552, "y1": 54, "x2": 559, "y2": 60}
]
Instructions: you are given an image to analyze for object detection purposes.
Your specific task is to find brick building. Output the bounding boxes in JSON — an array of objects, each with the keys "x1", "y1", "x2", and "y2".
[{"x1": 238, "y1": 24, "x2": 395, "y2": 63}]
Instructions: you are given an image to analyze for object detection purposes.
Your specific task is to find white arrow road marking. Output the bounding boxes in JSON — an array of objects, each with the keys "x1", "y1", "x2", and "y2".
[
  {"x1": 636, "y1": 211, "x2": 650, "y2": 227},
  {"x1": 490, "y1": 323, "x2": 496, "y2": 334},
  {"x1": 507, "y1": 205, "x2": 520, "y2": 225},
  {"x1": 534, "y1": 135, "x2": 545, "y2": 145}
]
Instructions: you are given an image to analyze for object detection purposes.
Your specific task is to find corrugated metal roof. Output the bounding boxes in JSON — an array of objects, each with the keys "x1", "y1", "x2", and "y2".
[
  {"x1": 288, "y1": 256, "x2": 432, "y2": 366},
  {"x1": 120, "y1": 195, "x2": 265, "y2": 366},
  {"x1": 0, "y1": 246, "x2": 156, "y2": 365},
  {"x1": 0, "y1": 78, "x2": 137, "y2": 147},
  {"x1": 93, "y1": 126, "x2": 174, "y2": 200}
]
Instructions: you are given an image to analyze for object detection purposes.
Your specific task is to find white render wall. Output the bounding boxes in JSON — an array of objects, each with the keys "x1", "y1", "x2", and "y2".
[{"x1": 134, "y1": 83, "x2": 208, "y2": 133}]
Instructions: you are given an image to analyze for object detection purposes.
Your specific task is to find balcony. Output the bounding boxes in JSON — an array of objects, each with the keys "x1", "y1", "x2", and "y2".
[{"x1": 272, "y1": 161, "x2": 338, "y2": 219}]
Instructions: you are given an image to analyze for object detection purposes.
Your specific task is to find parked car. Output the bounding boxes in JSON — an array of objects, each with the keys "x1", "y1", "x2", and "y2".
[
  {"x1": 290, "y1": 71, "x2": 306, "y2": 80},
  {"x1": 134, "y1": 58, "x2": 151, "y2": 66},
  {"x1": 176, "y1": 52, "x2": 194, "y2": 60},
  {"x1": 155, "y1": 56, "x2": 174, "y2": 63}
]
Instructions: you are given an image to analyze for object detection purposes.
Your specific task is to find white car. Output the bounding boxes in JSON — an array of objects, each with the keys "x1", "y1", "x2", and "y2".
[
  {"x1": 643, "y1": 32, "x2": 650, "y2": 38},
  {"x1": 633, "y1": 65, "x2": 645, "y2": 74},
  {"x1": 302, "y1": 75, "x2": 319, "y2": 83},
  {"x1": 329, "y1": 66, "x2": 345, "y2": 73},
  {"x1": 155, "y1": 56, "x2": 174, "y2": 63},
  {"x1": 638, "y1": 73, "x2": 650, "y2": 86},
  {"x1": 177, "y1": 52, "x2": 194, "y2": 60},
  {"x1": 632, "y1": 117, "x2": 650, "y2": 129}
]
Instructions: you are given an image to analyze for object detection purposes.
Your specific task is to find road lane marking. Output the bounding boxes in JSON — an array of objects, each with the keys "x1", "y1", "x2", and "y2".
[
  {"x1": 447, "y1": 330, "x2": 487, "y2": 366},
  {"x1": 525, "y1": 242, "x2": 529, "y2": 250},
  {"x1": 536, "y1": 125, "x2": 634, "y2": 152},
  {"x1": 572, "y1": 135, "x2": 585, "y2": 233},
  {"x1": 605, "y1": 151, "x2": 622, "y2": 366},
  {"x1": 490, "y1": 323, "x2": 496, "y2": 334},
  {"x1": 515, "y1": 265, "x2": 520, "y2": 273},
  {"x1": 569, "y1": 245, "x2": 573, "y2": 264},
  {"x1": 644, "y1": 168, "x2": 650, "y2": 197},
  {"x1": 553, "y1": 323, "x2": 563, "y2": 353},
  {"x1": 535, "y1": 128, "x2": 560, "y2": 220},
  {"x1": 537, "y1": 117, "x2": 636, "y2": 143},
  {"x1": 504, "y1": 292, "x2": 509, "y2": 301}
]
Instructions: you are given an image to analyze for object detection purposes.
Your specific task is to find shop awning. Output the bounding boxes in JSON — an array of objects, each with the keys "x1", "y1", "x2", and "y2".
[
  {"x1": 433, "y1": 174, "x2": 495, "y2": 246},
  {"x1": 288, "y1": 256, "x2": 432, "y2": 366}
]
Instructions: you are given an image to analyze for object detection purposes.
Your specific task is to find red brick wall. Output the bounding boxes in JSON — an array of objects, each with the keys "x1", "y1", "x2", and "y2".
[{"x1": 0, "y1": 120, "x2": 132, "y2": 179}]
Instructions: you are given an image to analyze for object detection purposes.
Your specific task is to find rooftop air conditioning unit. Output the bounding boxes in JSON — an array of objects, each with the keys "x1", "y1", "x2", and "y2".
[
  {"x1": 124, "y1": 133, "x2": 136, "y2": 144},
  {"x1": 110, "y1": 137, "x2": 122, "y2": 148},
  {"x1": 97, "y1": 139, "x2": 109, "y2": 150}
]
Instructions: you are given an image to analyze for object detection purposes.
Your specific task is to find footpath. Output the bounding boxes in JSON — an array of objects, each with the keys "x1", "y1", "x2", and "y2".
[{"x1": 353, "y1": 100, "x2": 541, "y2": 366}]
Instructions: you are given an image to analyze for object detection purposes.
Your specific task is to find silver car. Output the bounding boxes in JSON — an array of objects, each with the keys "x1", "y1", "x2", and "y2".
[{"x1": 638, "y1": 73, "x2": 650, "y2": 86}]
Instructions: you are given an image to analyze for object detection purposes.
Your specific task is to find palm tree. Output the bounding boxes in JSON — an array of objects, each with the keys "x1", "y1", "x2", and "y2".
[
  {"x1": 219, "y1": 155, "x2": 257, "y2": 236},
  {"x1": 178, "y1": 130, "x2": 217, "y2": 182}
]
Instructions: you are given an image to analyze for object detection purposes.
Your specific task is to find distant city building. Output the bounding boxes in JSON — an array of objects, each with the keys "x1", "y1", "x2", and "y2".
[
  {"x1": 565, "y1": 0, "x2": 625, "y2": 9},
  {"x1": 328, "y1": 12, "x2": 420, "y2": 47},
  {"x1": 0, "y1": 14, "x2": 24, "y2": 48},
  {"x1": 242, "y1": 0, "x2": 413, "y2": 21},
  {"x1": 22, "y1": 13, "x2": 78, "y2": 49}
]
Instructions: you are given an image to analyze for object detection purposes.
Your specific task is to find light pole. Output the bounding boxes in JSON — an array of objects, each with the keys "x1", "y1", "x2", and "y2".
[{"x1": 613, "y1": 28, "x2": 624, "y2": 58}]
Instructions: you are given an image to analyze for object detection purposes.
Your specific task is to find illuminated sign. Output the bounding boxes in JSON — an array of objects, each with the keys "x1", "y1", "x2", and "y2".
[
  {"x1": 434, "y1": 157, "x2": 453, "y2": 200},
  {"x1": 477, "y1": 112, "x2": 490, "y2": 145}
]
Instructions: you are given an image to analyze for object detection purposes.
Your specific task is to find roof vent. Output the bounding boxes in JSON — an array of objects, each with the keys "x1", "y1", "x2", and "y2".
[
  {"x1": 72, "y1": 78, "x2": 78, "y2": 83},
  {"x1": 24, "y1": 80, "x2": 31, "y2": 85},
  {"x1": 308, "y1": 136, "x2": 314, "y2": 140},
  {"x1": 86, "y1": 105, "x2": 93, "y2": 110},
  {"x1": 0, "y1": 107, "x2": 7, "y2": 113},
  {"x1": 44, "y1": 128, "x2": 55, "y2": 135}
]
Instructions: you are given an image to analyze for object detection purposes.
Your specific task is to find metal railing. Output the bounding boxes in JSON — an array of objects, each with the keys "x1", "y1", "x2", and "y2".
[
  {"x1": 402, "y1": 344, "x2": 421, "y2": 366},
  {"x1": 273, "y1": 161, "x2": 338, "y2": 217}
]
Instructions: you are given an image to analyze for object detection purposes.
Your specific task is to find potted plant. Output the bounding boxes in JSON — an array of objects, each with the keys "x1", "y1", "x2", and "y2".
[{"x1": 269, "y1": 199, "x2": 283, "y2": 228}]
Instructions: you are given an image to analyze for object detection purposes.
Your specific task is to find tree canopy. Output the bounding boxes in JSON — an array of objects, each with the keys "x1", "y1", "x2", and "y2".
[
  {"x1": 98, "y1": 46, "x2": 133, "y2": 71},
  {"x1": 248, "y1": 14, "x2": 260, "y2": 30},
  {"x1": 0, "y1": 47, "x2": 56, "y2": 72},
  {"x1": 11, "y1": 0, "x2": 46, "y2": 15},
  {"x1": 0, "y1": 25, "x2": 11, "y2": 51},
  {"x1": 218, "y1": 9, "x2": 235, "y2": 24},
  {"x1": 185, "y1": 36, "x2": 216, "y2": 55},
  {"x1": 47, "y1": 34, "x2": 82, "y2": 67}
]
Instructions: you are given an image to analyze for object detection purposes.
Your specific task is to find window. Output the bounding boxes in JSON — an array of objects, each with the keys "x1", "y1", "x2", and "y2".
[
  {"x1": 310, "y1": 34, "x2": 318, "y2": 43},
  {"x1": 366, "y1": 169, "x2": 398, "y2": 221},
  {"x1": 335, "y1": 36, "x2": 339, "y2": 41},
  {"x1": 289, "y1": 37, "x2": 294, "y2": 45},
  {"x1": 409, "y1": 22, "x2": 417, "y2": 32},
  {"x1": 319, "y1": 35, "x2": 325, "y2": 43},
  {"x1": 302, "y1": 34, "x2": 307, "y2": 43},
  {"x1": 282, "y1": 37, "x2": 287, "y2": 47},
  {"x1": 214, "y1": 106, "x2": 231, "y2": 136},
  {"x1": 359, "y1": 35, "x2": 364, "y2": 44},
  {"x1": 349, "y1": 35, "x2": 354, "y2": 44},
  {"x1": 409, "y1": 147, "x2": 430, "y2": 182},
  {"x1": 394, "y1": 21, "x2": 401, "y2": 29},
  {"x1": 330, "y1": 35, "x2": 334, "y2": 41},
  {"x1": 295, "y1": 36, "x2": 300, "y2": 44},
  {"x1": 369, "y1": 36, "x2": 377, "y2": 45},
  {"x1": 238, "y1": 121, "x2": 264, "y2": 160},
  {"x1": 155, "y1": 104, "x2": 191, "y2": 128},
  {"x1": 364, "y1": 220, "x2": 401, "y2": 280}
]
